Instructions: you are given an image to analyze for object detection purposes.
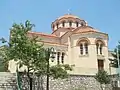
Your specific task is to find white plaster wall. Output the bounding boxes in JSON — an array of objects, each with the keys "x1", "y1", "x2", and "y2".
[
  {"x1": 68, "y1": 33, "x2": 115, "y2": 75},
  {"x1": 54, "y1": 26, "x2": 57, "y2": 30},
  {"x1": 8, "y1": 60, "x2": 16, "y2": 73},
  {"x1": 78, "y1": 24, "x2": 81, "y2": 27},
  {"x1": 59, "y1": 23, "x2": 62, "y2": 27},
  {"x1": 72, "y1": 23, "x2": 76, "y2": 28},
  {"x1": 65, "y1": 23, "x2": 69, "y2": 28},
  {"x1": 70, "y1": 44, "x2": 98, "y2": 75},
  {"x1": 8, "y1": 60, "x2": 28, "y2": 73},
  {"x1": 60, "y1": 32, "x2": 66, "y2": 36},
  {"x1": 42, "y1": 43, "x2": 68, "y2": 65}
]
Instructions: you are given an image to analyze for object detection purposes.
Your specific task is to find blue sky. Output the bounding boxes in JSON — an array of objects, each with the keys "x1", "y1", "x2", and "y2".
[{"x1": 0, "y1": 0, "x2": 120, "y2": 50}]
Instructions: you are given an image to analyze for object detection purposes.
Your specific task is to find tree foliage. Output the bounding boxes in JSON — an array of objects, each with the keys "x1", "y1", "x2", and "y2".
[
  {"x1": 95, "y1": 70, "x2": 111, "y2": 84},
  {"x1": 109, "y1": 42, "x2": 120, "y2": 68},
  {"x1": 50, "y1": 64, "x2": 72, "y2": 79},
  {"x1": 95, "y1": 70, "x2": 111, "y2": 90},
  {"x1": 0, "y1": 20, "x2": 72, "y2": 78}
]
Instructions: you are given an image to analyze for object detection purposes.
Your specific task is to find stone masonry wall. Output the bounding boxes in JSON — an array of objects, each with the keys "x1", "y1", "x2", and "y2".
[
  {"x1": 21, "y1": 74, "x2": 115, "y2": 90},
  {"x1": 0, "y1": 73, "x2": 118, "y2": 90}
]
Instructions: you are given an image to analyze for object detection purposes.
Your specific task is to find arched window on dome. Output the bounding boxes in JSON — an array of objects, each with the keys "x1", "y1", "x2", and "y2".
[
  {"x1": 96, "y1": 40, "x2": 105, "y2": 55},
  {"x1": 56, "y1": 23, "x2": 59, "y2": 29},
  {"x1": 69, "y1": 21, "x2": 72, "y2": 27},
  {"x1": 100, "y1": 44, "x2": 103, "y2": 55},
  {"x1": 62, "y1": 21, "x2": 65, "y2": 27},
  {"x1": 52, "y1": 24, "x2": 55, "y2": 29},
  {"x1": 76, "y1": 21, "x2": 79, "y2": 27},
  {"x1": 81, "y1": 22, "x2": 84, "y2": 26},
  {"x1": 81, "y1": 20, "x2": 86, "y2": 26}
]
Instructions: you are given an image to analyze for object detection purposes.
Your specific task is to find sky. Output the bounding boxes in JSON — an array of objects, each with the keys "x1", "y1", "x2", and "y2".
[{"x1": 0, "y1": 0, "x2": 120, "y2": 50}]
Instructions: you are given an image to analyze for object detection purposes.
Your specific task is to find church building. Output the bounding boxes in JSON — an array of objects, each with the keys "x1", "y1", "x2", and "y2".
[{"x1": 8, "y1": 14, "x2": 116, "y2": 75}]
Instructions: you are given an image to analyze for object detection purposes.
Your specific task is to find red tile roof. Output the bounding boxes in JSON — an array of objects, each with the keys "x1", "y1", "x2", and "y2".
[{"x1": 28, "y1": 31, "x2": 59, "y2": 38}]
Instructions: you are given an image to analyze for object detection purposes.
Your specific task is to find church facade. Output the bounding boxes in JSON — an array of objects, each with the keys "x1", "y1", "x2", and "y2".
[{"x1": 8, "y1": 14, "x2": 116, "y2": 75}]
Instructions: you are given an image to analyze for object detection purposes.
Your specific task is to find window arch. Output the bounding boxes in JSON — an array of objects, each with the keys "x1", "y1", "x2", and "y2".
[
  {"x1": 77, "y1": 38, "x2": 90, "y2": 55},
  {"x1": 80, "y1": 44, "x2": 83, "y2": 55},
  {"x1": 52, "y1": 24, "x2": 55, "y2": 29},
  {"x1": 96, "y1": 43, "x2": 99, "y2": 54},
  {"x1": 76, "y1": 21, "x2": 79, "y2": 27},
  {"x1": 85, "y1": 43, "x2": 88, "y2": 54},
  {"x1": 79, "y1": 41, "x2": 89, "y2": 55},
  {"x1": 80, "y1": 20, "x2": 86, "y2": 26},
  {"x1": 62, "y1": 21, "x2": 65, "y2": 27},
  {"x1": 69, "y1": 21, "x2": 72, "y2": 27},
  {"x1": 95, "y1": 40, "x2": 105, "y2": 55},
  {"x1": 56, "y1": 23, "x2": 59, "y2": 29}
]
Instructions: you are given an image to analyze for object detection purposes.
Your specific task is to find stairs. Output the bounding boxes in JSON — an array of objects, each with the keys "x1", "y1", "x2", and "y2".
[
  {"x1": 0, "y1": 72, "x2": 16, "y2": 83},
  {"x1": 0, "y1": 72, "x2": 17, "y2": 89}
]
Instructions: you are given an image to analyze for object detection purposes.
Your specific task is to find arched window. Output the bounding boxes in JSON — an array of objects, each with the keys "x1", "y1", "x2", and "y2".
[
  {"x1": 96, "y1": 40, "x2": 104, "y2": 55},
  {"x1": 57, "y1": 52, "x2": 60, "y2": 64},
  {"x1": 96, "y1": 43, "x2": 99, "y2": 54},
  {"x1": 100, "y1": 44, "x2": 103, "y2": 55},
  {"x1": 62, "y1": 21, "x2": 65, "y2": 27},
  {"x1": 69, "y1": 21, "x2": 72, "y2": 27},
  {"x1": 85, "y1": 43, "x2": 88, "y2": 54},
  {"x1": 56, "y1": 23, "x2": 59, "y2": 29},
  {"x1": 81, "y1": 22, "x2": 84, "y2": 26},
  {"x1": 80, "y1": 44, "x2": 83, "y2": 55},
  {"x1": 61, "y1": 52, "x2": 65, "y2": 64},
  {"x1": 78, "y1": 40, "x2": 89, "y2": 55},
  {"x1": 77, "y1": 38, "x2": 90, "y2": 55},
  {"x1": 76, "y1": 22, "x2": 79, "y2": 27},
  {"x1": 81, "y1": 20, "x2": 85, "y2": 26},
  {"x1": 52, "y1": 25, "x2": 55, "y2": 29}
]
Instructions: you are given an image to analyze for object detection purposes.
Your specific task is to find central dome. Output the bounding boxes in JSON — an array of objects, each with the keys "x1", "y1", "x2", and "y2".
[
  {"x1": 51, "y1": 14, "x2": 87, "y2": 31},
  {"x1": 57, "y1": 14, "x2": 80, "y2": 20}
]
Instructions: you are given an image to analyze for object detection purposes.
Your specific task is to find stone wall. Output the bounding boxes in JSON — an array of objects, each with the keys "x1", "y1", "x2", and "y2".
[
  {"x1": 0, "y1": 72, "x2": 118, "y2": 90},
  {"x1": 20, "y1": 74, "x2": 117, "y2": 90}
]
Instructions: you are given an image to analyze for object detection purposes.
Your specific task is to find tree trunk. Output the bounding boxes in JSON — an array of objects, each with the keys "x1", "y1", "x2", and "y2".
[
  {"x1": 27, "y1": 67, "x2": 32, "y2": 90},
  {"x1": 29, "y1": 77, "x2": 32, "y2": 90}
]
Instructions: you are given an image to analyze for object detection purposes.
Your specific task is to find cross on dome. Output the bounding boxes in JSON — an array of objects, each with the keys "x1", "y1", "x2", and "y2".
[{"x1": 67, "y1": 9, "x2": 71, "y2": 14}]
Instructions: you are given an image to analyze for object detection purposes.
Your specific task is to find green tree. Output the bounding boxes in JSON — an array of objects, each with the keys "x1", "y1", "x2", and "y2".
[
  {"x1": 0, "y1": 20, "x2": 42, "y2": 90},
  {"x1": 0, "y1": 20, "x2": 72, "y2": 90},
  {"x1": 0, "y1": 45, "x2": 10, "y2": 72},
  {"x1": 95, "y1": 70, "x2": 111, "y2": 90},
  {"x1": 109, "y1": 43, "x2": 120, "y2": 68}
]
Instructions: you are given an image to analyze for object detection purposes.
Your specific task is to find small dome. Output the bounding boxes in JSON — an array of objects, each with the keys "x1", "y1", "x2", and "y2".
[{"x1": 57, "y1": 14, "x2": 80, "y2": 20}]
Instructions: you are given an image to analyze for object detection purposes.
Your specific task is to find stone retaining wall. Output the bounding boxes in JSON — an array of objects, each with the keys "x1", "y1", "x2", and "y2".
[
  {"x1": 0, "y1": 73, "x2": 118, "y2": 90},
  {"x1": 21, "y1": 74, "x2": 117, "y2": 90}
]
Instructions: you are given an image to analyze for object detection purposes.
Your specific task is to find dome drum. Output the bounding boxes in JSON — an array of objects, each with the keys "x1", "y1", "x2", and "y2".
[{"x1": 51, "y1": 14, "x2": 87, "y2": 31}]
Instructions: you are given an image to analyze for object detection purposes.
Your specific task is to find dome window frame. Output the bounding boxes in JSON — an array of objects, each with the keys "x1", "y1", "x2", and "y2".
[
  {"x1": 69, "y1": 20, "x2": 72, "y2": 27},
  {"x1": 62, "y1": 21, "x2": 65, "y2": 27},
  {"x1": 76, "y1": 21, "x2": 79, "y2": 27},
  {"x1": 56, "y1": 23, "x2": 59, "y2": 29}
]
